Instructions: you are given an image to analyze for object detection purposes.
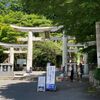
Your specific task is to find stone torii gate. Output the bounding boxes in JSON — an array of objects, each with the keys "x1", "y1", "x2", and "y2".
[
  {"x1": 11, "y1": 25, "x2": 63, "y2": 72},
  {"x1": 0, "y1": 42, "x2": 27, "y2": 65},
  {"x1": 0, "y1": 36, "x2": 51, "y2": 72},
  {"x1": 0, "y1": 42, "x2": 27, "y2": 75},
  {"x1": 17, "y1": 33, "x2": 94, "y2": 74}
]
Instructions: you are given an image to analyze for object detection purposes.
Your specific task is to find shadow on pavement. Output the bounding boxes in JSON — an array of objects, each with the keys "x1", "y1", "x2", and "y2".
[{"x1": 0, "y1": 79, "x2": 100, "y2": 100}]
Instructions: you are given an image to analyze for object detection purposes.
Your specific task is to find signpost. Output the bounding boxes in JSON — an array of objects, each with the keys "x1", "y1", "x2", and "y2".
[
  {"x1": 37, "y1": 76, "x2": 46, "y2": 92},
  {"x1": 46, "y1": 65, "x2": 56, "y2": 91}
]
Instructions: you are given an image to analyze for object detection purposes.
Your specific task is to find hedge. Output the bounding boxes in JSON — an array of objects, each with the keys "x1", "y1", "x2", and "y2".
[{"x1": 94, "y1": 68, "x2": 100, "y2": 81}]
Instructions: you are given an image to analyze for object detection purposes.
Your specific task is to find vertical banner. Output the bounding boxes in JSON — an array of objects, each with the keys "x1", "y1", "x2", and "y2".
[{"x1": 46, "y1": 65, "x2": 56, "y2": 90}]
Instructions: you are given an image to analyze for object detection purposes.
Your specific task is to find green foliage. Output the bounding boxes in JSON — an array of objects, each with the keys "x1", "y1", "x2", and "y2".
[
  {"x1": 1, "y1": 11, "x2": 52, "y2": 27},
  {"x1": 81, "y1": 45, "x2": 97, "y2": 63},
  {"x1": 0, "y1": 11, "x2": 53, "y2": 43},
  {"x1": 0, "y1": 0, "x2": 23, "y2": 14},
  {"x1": 20, "y1": 0, "x2": 99, "y2": 42},
  {"x1": 87, "y1": 86, "x2": 96, "y2": 93},
  {"x1": 1, "y1": 0, "x2": 99, "y2": 67},
  {"x1": 33, "y1": 41, "x2": 61, "y2": 68},
  {"x1": 94, "y1": 68, "x2": 100, "y2": 81},
  {"x1": 0, "y1": 9, "x2": 61, "y2": 67},
  {"x1": 20, "y1": 0, "x2": 98, "y2": 65},
  {"x1": 0, "y1": 23, "x2": 18, "y2": 43}
]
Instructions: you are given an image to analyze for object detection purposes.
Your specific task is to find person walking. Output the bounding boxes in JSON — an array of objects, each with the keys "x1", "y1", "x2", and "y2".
[
  {"x1": 70, "y1": 65, "x2": 74, "y2": 82},
  {"x1": 77, "y1": 65, "x2": 81, "y2": 81},
  {"x1": 67, "y1": 65, "x2": 73, "y2": 82},
  {"x1": 67, "y1": 65, "x2": 71, "y2": 80},
  {"x1": 77, "y1": 63, "x2": 83, "y2": 82},
  {"x1": 79, "y1": 63, "x2": 83, "y2": 79}
]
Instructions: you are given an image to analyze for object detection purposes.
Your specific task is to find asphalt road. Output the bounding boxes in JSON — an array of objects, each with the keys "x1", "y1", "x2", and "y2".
[{"x1": 0, "y1": 79, "x2": 100, "y2": 100}]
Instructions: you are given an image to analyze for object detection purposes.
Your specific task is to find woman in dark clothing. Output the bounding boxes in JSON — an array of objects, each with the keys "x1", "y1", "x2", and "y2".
[
  {"x1": 79, "y1": 63, "x2": 83, "y2": 79},
  {"x1": 70, "y1": 65, "x2": 74, "y2": 82}
]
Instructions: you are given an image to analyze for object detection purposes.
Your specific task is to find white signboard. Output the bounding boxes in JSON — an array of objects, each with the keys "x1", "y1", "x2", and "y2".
[
  {"x1": 47, "y1": 62, "x2": 51, "y2": 67},
  {"x1": 17, "y1": 59, "x2": 26, "y2": 65},
  {"x1": 46, "y1": 65, "x2": 56, "y2": 90},
  {"x1": 37, "y1": 76, "x2": 46, "y2": 92}
]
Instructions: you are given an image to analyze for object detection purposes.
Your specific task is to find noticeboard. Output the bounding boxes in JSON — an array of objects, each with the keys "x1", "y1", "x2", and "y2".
[
  {"x1": 17, "y1": 59, "x2": 26, "y2": 65},
  {"x1": 46, "y1": 65, "x2": 56, "y2": 90},
  {"x1": 37, "y1": 76, "x2": 46, "y2": 92}
]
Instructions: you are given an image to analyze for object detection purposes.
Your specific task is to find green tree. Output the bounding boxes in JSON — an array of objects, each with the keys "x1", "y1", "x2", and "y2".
[
  {"x1": 20, "y1": 0, "x2": 99, "y2": 41},
  {"x1": 0, "y1": 0, "x2": 23, "y2": 14},
  {"x1": 0, "y1": 10, "x2": 62, "y2": 67},
  {"x1": 20, "y1": 0, "x2": 100, "y2": 64},
  {"x1": 0, "y1": 11, "x2": 53, "y2": 42},
  {"x1": 33, "y1": 42, "x2": 62, "y2": 68}
]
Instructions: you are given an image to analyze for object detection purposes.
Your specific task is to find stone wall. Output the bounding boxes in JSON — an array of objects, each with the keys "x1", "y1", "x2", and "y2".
[{"x1": 89, "y1": 71, "x2": 100, "y2": 86}]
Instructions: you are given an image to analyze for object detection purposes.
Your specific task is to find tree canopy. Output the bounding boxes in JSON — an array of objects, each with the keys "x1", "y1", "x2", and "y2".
[
  {"x1": 0, "y1": 0, "x2": 23, "y2": 14},
  {"x1": 0, "y1": 0, "x2": 99, "y2": 66},
  {"x1": 19, "y1": 0, "x2": 100, "y2": 63},
  {"x1": 0, "y1": 9, "x2": 62, "y2": 67},
  {"x1": 20, "y1": 0, "x2": 100, "y2": 42}
]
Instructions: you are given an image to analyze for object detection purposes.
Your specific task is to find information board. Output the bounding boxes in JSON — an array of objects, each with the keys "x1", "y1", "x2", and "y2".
[
  {"x1": 17, "y1": 59, "x2": 26, "y2": 65},
  {"x1": 37, "y1": 76, "x2": 46, "y2": 92},
  {"x1": 46, "y1": 65, "x2": 56, "y2": 90}
]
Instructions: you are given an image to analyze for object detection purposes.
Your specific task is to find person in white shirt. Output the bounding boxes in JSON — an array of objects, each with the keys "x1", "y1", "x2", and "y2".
[
  {"x1": 77, "y1": 64, "x2": 82, "y2": 81},
  {"x1": 67, "y1": 65, "x2": 73, "y2": 81}
]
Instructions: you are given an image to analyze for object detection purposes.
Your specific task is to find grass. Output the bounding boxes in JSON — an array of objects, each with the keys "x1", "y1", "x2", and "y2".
[{"x1": 87, "y1": 86, "x2": 97, "y2": 93}]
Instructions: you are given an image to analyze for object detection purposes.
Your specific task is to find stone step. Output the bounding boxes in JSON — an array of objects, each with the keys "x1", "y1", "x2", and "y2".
[
  {"x1": 0, "y1": 72, "x2": 14, "y2": 80},
  {"x1": 13, "y1": 74, "x2": 38, "y2": 81},
  {"x1": 0, "y1": 76, "x2": 14, "y2": 80}
]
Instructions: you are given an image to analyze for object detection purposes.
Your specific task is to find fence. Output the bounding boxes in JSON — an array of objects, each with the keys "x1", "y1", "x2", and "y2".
[{"x1": 0, "y1": 63, "x2": 14, "y2": 79}]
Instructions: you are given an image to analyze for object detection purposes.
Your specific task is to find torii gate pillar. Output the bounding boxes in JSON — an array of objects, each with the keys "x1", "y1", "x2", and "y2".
[
  {"x1": 26, "y1": 31, "x2": 33, "y2": 72},
  {"x1": 9, "y1": 47, "x2": 14, "y2": 71},
  {"x1": 62, "y1": 31, "x2": 68, "y2": 73},
  {"x1": 83, "y1": 53, "x2": 88, "y2": 74},
  {"x1": 96, "y1": 22, "x2": 100, "y2": 68},
  {"x1": 9, "y1": 47, "x2": 14, "y2": 65}
]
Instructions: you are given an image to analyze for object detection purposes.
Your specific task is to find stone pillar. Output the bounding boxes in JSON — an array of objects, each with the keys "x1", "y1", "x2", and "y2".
[
  {"x1": 26, "y1": 31, "x2": 33, "y2": 72},
  {"x1": 0, "y1": 65, "x2": 3, "y2": 71},
  {"x1": 62, "y1": 30, "x2": 68, "y2": 73},
  {"x1": 74, "y1": 63, "x2": 77, "y2": 73},
  {"x1": 96, "y1": 22, "x2": 100, "y2": 68},
  {"x1": 8, "y1": 65, "x2": 10, "y2": 71},
  {"x1": 83, "y1": 53, "x2": 88, "y2": 74},
  {"x1": 9, "y1": 47, "x2": 14, "y2": 66}
]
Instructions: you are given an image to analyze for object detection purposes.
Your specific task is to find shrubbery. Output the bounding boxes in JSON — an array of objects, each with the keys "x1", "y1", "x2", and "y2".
[{"x1": 94, "y1": 68, "x2": 100, "y2": 81}]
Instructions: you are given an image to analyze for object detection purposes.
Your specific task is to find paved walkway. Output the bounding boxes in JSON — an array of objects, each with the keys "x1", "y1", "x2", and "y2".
[{"x1": 0, "y1": 78, "x2": 100, "y2": 100}]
